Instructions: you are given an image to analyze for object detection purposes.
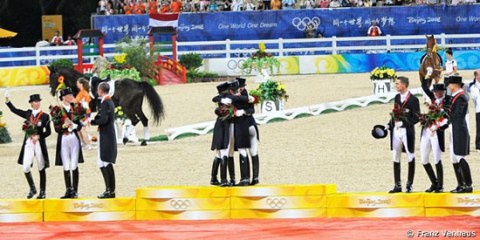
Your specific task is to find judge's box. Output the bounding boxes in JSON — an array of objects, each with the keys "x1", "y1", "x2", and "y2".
[
  {"x1": 0, "y1": 199, "x2": 43, "y2": 222},
  {"x1": 230, "y1": 184, "x2": 336, "y2": 219},
  {"x1": 136, "y1": 186, "x2": 230, "y2": 220},
  {"x1": 425, "y1": 193, "x2": 480, "y2": 217},
  {"x1": 43, "y1": 198, "x2": 136, "y2": 222},
  {"x1": 327, "y1": 193, "x2": 425, "y2": 218}
]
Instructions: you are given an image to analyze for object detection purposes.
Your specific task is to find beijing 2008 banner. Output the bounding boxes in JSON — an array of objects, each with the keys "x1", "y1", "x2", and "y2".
[{"x1": 93, "y1": 5, "x2": 480, "y2": 43}]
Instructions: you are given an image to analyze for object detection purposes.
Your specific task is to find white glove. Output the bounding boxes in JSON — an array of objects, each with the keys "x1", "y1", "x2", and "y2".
[
  {"x1": 438, "y1": 118, "x2": 448, "y2": 127},
  {"x1": 220, "y1": 98, "x2": 232, "y2": 105},
  {"x1": 81, "y1": 101, "x2": 89, "y2": 110},
  {"x1": 429, "y1": 124, "x2": 438, "y2": 132},
  {"x1": 235, "y1": 109, "x2": 245, "y2": 117},
  {"x1": 81, "y1": 119, "x2": 89, "y2": 126},
  {"x1": 248, "y1": 95, "x2": 255, "y2": 103},
  {"x1": 4, "y1": 88, "x2": 10, "y2": 102},
  {"x1": 394, "y1": 121, "x2": 403, "y2": 128},
  {"x1": 384, "y1": 124, "x2": 390, "y2": 130},
  {"x1": 69, "y1": 123, "x2": 78, "y2": 132}
]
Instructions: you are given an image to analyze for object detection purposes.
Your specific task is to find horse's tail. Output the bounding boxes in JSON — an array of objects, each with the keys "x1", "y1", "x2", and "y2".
[{"x1": 140, "y1": 81, "x2": 165, "y2": 125}]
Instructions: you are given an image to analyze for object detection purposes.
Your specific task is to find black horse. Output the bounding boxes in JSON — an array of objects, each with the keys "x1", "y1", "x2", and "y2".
[{"x1": 48, "y1": 66, "x2": 165, "y2": 146}]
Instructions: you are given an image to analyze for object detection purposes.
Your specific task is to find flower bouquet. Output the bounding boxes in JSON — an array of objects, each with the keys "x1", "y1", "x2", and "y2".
[
  {"x1": 390, "y1": 103, "x2": 408, "y2": 123},
  {"x1": 370, "y1": 65, "x2": 397, "y2": 81},
  {"x1": 0, "y1": 111, "x2": 12, "y2": 144},
  {"x1": 419, "y1": 103, "x2": 447, "y2": 130},
  {"x1": 215, "y1": 104, "x2": 235, "y2": 121},
  {"x1": 22, "y1": 120, "x2": 38, "y2": 137},
  {"x1": 241, "y1": 42, "x2": 280, "y2": 75},
  {"x1": 50, "y1": 105, "x2": 69, "y2": 133},
  {"x1": 72, "y1": 102, "x2": 87, "y2": 122},
  {"x1": 254, "y1": 80, "x2": 289, "y2": 102},
  {"x1": 248, "y1": 89, "x2": 263, "y2": 104}
]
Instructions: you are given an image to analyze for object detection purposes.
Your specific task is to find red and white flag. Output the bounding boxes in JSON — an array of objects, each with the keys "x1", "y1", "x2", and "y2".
[{"x1": 149, "y1": 13, "x2": 179, "y2": 28}]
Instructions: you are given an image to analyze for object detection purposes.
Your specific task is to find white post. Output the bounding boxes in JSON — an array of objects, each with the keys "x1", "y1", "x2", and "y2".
[
  {"x1": 332, "y1": 36, "x2": 337, "y2": 55},
  {"x1": 35, "y1": 47, "x2": 41, "y2": 66},
  {"x1": 226, "y1": 39, "x2": 231, "y2": 60},
  {"x1": 386, "y1": 35, "x2": 391, "y2": 52},
  {"x1": 440, "y1": 33, "x2": 446, "y2": 48},
  {"x1": 278, "y1": 38, "x2": 284, "y2": 57}
]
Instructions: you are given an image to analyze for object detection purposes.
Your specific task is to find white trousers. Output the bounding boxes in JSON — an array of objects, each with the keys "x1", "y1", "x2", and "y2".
[
  {"x1": 392, "y1": 128, "x2": 415, "y2": 163},
  {"x1": 449, "y1": 126, "x2": 466, "y2": 163},
  {"x1": 97, "y1": 134, "x2": 111, "y2": 167},
  {"x1": 61, "y1": 134, "x2": 80, "y2": 171},
  {"x1": 239, "y1": 126, "x2": 259, "y2": 157},
  {"x1": 420, "y1": 129, "x2": 442, "y2": 165},
  {"x1": 23, "y1": 138, "x2": 45, "y2": 173},
  {"x1": 220, "y1": 123, "x2": 234, "y2": 158}
]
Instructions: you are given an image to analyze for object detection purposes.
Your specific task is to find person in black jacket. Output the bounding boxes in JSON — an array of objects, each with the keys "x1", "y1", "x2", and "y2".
[
  {"x1": 446, "y1": 75, "x2": 473, "y2": 193},
  {"x1": 91, "y1": 82, "x2": 117, "y2": 198},
  {"x1": 54, "y1": 88, "x2": 84, "y2": 199},
  {"x1": 419, "y1": 84, "x2": 450, "y2": 193},
  {"x1": 388, "y1": 76, "x2": 420, "y2": 193},
  {"x1": 5, "y1": 92, "x2": 51, "y2": 199}
]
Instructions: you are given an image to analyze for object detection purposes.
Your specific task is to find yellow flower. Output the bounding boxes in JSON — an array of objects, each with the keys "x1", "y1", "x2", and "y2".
[
  {"x1": 379, "y1": 74, "x2": 384, "y2": 79},
  {"x1": 259, "y1": 42, "x2": 266, "y2": 52},
  {"x1": 0, "y1": 122, "x2": 5, "y2": 128},
  {"x1": 114, "y1": 54, "x2": 127, "y2": 64},
  {"x1": 387, "y1": 69, "x2": 395, "y2": 76}
]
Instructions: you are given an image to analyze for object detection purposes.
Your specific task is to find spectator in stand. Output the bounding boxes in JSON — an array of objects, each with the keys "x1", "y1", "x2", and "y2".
[
  {"x1": 183, "y1": 0, "x2": 193, "y2": 12},
  {"x1": 98, "y1": 0, "x2": 107, "y2": 14},
  {"x1": 245, "y1": 0, "x2": 256, "y2": 10},
  {"x1": 117, "y1": 0, "x2": 125, "y2": 14},
  {"x1": 160, "y1": 2, "x2": 170, "y2": 12},
  {"x1": 51, "y1": 31, "x2": 63, "y2": 46},
  {"x1": 208, "y1": 0, "x2": 218, "y2": 11},
  {"x1": 318, "y1": 0, "x2": 329, "y2": 8},
  {"x1": 283, "y1": 0, "x2": 295, "y2": 9},
  {"x1": 271, "y1": 0, "x2": 282, "y2": 9},
  {"x1": 63, "y1": 36, "x2": 76, "y2": 46},
  {"x1": 149, "y1": 0, "x2": 159, "y2": 14},
  {"x1": 232, "y1": 0, "x2": 243, "y2": 10},
  {"x1": 257, "y1": 1, "x2": 264, "y2": 10},
  {"x1": 221, "y1": 0, "x2": 232, "y2": 10},
  {"x1": 367, "y1": 20, "x2": 382, "y2": 37},
  {"x1": 304, "y1": 0, "x2": 315, "y2": 8},
  {"x1": 124, "y1": 0, "x2": 133, "y2": 14},
  {"x1": 171, "y1": 0, "x2": 183, "y2": 12},
  {"x1": 263, "y1": 0, "x2": 271, "y2": 9},
  {"x1": 329, "y1": 0, "x2": 341, "y2": 7},
  {"x1": 105, "y1": 3, "x2": 114, "y2": 15},
  {"x1": 134, "y1": 0, "x2": 146, "y2": 14}
]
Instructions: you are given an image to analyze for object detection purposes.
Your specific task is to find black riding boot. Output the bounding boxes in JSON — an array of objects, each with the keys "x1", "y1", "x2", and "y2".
[
  {"x1": 435, "y1": 161, "x2": 444, "y2": 193},
  {"x1": 451, "y1": 163, "x2": 465, "y2": 193},
  {"x1": 459, "y1": 159, "x2": 473, "y2": 193},
  {"x1": 238, "y1": 155, "x2": 250, "y2": 186},
  {"x1": 251, "y1": 155, "x2": 259, "y2": 185},
  {"x1": 98, "y1": 167, "x2": 110, "y2": 198},
  {"x1": 220, "y1": 156, "x2": 229, "y2": 187},
  {"x1": 37, "y1": 169, "x2": 46, "y2": 199},
  {"x1": 210, "y1": 157, "x2": 221, "y2": 186},
  {"x1": 389, "y1": 162, "x2": 401, "y2": 193},
  {"x1": 423, "y1": 163, "x2": 437, "y2": 193},
  {"x1": 71, "y1": 168, "x2": 79, "y2": 198},
  {"x1": 227, "y1": 156, "x2": 236, "y2": 186},
  {"x1": 107, "y1": 164, "x2": 116, "y2": 198},
  {"x1": 24, "y1": 172, "x2": 37, "y2": 199},
  {"x1": 60, "y1": 171, "x2": 72, "y2": 199},
  {"x1": 406, "y1": 160, "x2": 415, "y2": 193}
]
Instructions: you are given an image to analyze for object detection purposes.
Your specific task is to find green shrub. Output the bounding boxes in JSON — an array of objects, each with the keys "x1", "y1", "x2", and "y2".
[
  {"x1": 49, "y1": 59, "x2": 74, "y2": 70},
  {"x1": 179, "y1": 53, "x2": 203, "y2": 71},
  {"x1": 186, "y1": 71, "x2": 219, "y2": 83},
  {"x1": 116, "y1": 36, "x2": 158, "y2": 79}
]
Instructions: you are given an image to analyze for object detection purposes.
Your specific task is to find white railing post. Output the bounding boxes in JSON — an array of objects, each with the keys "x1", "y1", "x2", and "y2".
[
  {"x1": 35, "y1": 47, "x2": 41, "y2": 66},
  {"x1": 386, "y1": 35, "x2": 391, "y2": 52},
  {"x1": 226, "y1": 39, "x2": 231, "y2": 60},
  {"x1": 279, "y1": 38, "x2": 284, "y2": 57},
  {"x1": 332, "y1": 36, "x2": 337, "y2": 55},
  {"x1": 440, "y1": 33, "x2": 446, "y2": 48}
]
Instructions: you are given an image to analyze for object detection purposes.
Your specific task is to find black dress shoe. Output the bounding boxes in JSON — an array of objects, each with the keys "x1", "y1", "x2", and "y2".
[
  {"x1": 210, "y1": 177, "x2": 220, "y2": 186},
  {"x1": 425, "y1": 185, "x2": 437, "y2": 193},
  {"x1": 27, "y1": 187, "x2": 37, "y2": 199},
  {"x1": 451, "y1": 186, "x2": 464, "y2": 193},
  {"x1": 229, "y1": 179, "x2": 236, "y2": 186},
  {"x1": 405, "y1": 185, "x2": 413, "y2": 193},
  {"x1": 434, "y1": 186, "x2": 444, "y2": 193},
  {"x1": 220, "y1": 180, "x2": 229, "y2": 187},
  {"x1": 36, "y1": 191, "x2": 46, "y2": 199},
  {"x1": 237, "y1": 179, "x2": 250, "y2": 186},
  {"x1": 388, "y1": 186, "x2": 402, "y2": 193},
  {"x1": 60, "y1": 189, "x2": 72, "y2": 199},
  {"x1": 462, "y1": 186, "x2": 473, "y2": 193},
  {"x1": 98, "y1": 190, "x2": 114, "y2": 199},
  {"x1": 250, "y1": 178, "x2": 259, "y2": 185}
]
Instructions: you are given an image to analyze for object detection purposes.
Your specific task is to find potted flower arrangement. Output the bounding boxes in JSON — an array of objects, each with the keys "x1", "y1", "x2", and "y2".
[
  {"x1": 99, "y1": 54, "x2": 142, "y2": 81},
  {"x1": 370, "y1": 65, "x2": 397, "y2": 95},
  {"x1": 241, "y1": 42, "x2": 280, "y2": 82},
  {"x1": 0, "y1": 111, "x2": 12, "y2": 144},
  {"x1": 250, "y1": 79, "x2": 288, "y2": 113}
]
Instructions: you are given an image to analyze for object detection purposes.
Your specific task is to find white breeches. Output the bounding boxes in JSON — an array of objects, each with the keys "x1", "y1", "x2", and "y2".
[
  {"x1": 449, "y1": 126, "x2": 466, "y2": 163},
  {"x1": 392, "y1": 128, "x2": 415, "y2": 163},
  {"x1": 23, "y1": 138, "x2": 45, "y2": 173},
  {"x1": 420, "y1": 129, "x2": 442, "y2": 165},
  {"x1": 61, "y1": 134, "x2": 80, "y2": 171},
  {"x1": 97, "y1": 134, "x2": 111, "y2": 168},
  {"x1": 239, "y1": 126, "x2": 259, "y2": 157},
  {"x1": 220, "y1": 123, "x2": 234, "y2": 158}
]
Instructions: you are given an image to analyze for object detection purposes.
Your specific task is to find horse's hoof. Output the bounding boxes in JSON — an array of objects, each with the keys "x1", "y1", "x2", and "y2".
[
  {"x1": 123, "y1": 138, "x2": 128, "y2": 145},
  {"x1": 141, "y1": 140, "x2": 147, "y2": 146}
]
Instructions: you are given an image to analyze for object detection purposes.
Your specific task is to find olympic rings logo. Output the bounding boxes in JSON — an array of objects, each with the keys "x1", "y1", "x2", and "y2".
[
  {"x1": 266, "y1": 197, "x2": 287, "y2": 209},
  {"x1": 227, "y1": 59, "x2": 246, "y2": 71},
  {"x1": 292, "y1": 17, "x2": 321, "y2": 31},
  {"x1": 169, "y1": 199, "x2": 191, "y2": 210}
]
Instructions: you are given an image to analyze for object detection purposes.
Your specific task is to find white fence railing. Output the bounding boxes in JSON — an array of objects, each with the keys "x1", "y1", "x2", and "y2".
[{"x1": 1, "y1": 33, "x2": 480, "y2": 68}]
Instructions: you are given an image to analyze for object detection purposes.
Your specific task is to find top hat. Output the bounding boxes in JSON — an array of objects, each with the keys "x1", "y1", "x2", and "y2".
[
  {"x1": 28, "y1": 94, "x2": 42, "y2": 103},
  {"x1": 216, "y1": 82, "x2": 230, "y2": 94},
  {"x1": 59, "y1": 87, "x2": 73, "y2": 98},
  {"x1": 432, "y1": 83, "x2": 446, "y2": 92},
  {"x1": 236, "y1": 77, "x2": 246, "y2": 87},
  {"x1": 228, "y1": 80, "x2": 240, "y2": 90},
  {"x1": 371, "y1": 125, "x2": 388, "y2": 139},
  {"x1": 446, "y1": 75, "x2": 463, "y2": 86}
]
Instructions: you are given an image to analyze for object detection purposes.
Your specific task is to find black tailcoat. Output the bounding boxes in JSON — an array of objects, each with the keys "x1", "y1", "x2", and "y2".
[{"x1": 91, "y1": 97, "x2": 117, "y2": 163}]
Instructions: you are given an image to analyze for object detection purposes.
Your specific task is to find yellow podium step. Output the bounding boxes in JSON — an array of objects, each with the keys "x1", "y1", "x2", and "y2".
[
  {"x1": 0, "y1": 199, "x2": 43, "y2": 223},
  {"x1": 231, "y1": 208, "x2": 327, "y2": 219},
  {"x1": 327, "y1": 193, "x2": 424, "y2": 208},
  {"x1": 230, "y1": 184, "x2": 336, "y2": 197},
  {"x1": 424, "y1": 193, "x2": 480, "y2": 217},
  {"x1": 136, "y1": 197, "x2": 230, "y2": 211},
  {"x1": 136, "y1": 186, "x2": 229, "y2": 198},
  {"x1": 136, "y1": 210, "x2": 230, "y2": 220},
  {"x1": 328, "y1": 207, "x2": 425, "y2": 218},
  {"x1": 43, "y1": 198, "x2": 136, "y2": 222},
  {"x1": 231, "y1": 195, "x2": 326, "y2": 210}
]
